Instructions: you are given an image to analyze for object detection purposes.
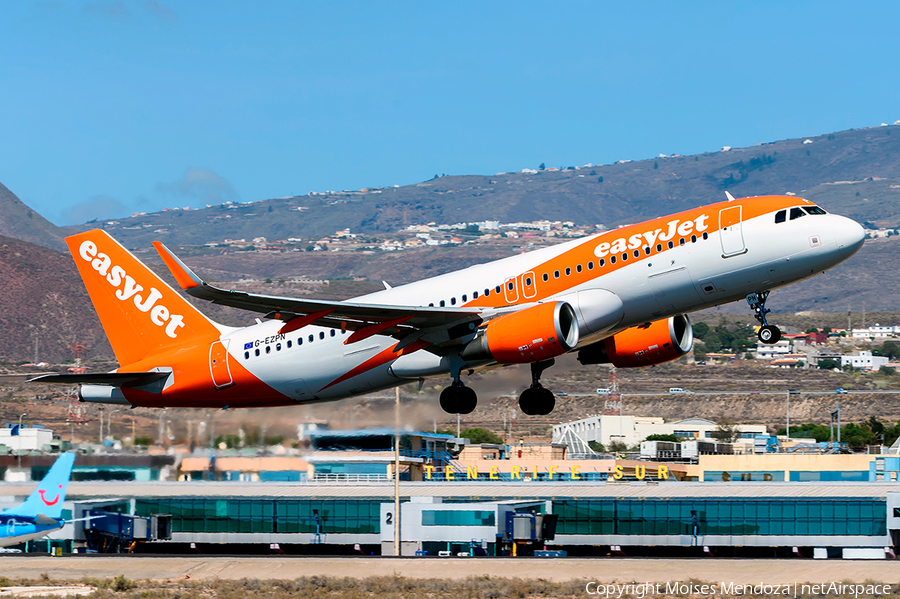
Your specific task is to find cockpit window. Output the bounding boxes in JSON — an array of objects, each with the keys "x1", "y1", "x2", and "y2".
[
  {"x1": 775, "y1": 210, "x2": 786, "y2": 224},
  {"x1": 789, "y1": 207, "x2": 806, "y2": 220},
  {"x1": 803, "y1": 205, "x2": 827, "y2": 215}
]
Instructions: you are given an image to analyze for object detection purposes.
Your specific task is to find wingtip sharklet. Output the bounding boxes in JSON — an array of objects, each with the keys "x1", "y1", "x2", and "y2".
[{"x1": 152, "y1": 241, "x2": 203, "y2": 291}]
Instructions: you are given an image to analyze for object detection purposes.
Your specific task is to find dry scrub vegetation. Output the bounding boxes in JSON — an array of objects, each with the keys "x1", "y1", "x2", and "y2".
[{"x1": 3, "y1": 576, "x2": 900, "y2": 599}]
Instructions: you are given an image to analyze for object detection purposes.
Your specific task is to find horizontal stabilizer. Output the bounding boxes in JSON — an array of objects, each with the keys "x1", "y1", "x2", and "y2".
[
  {"x1": 35, "y1": 514, "x2": 60, "y2": 526},
  {"x1": 28, "y1": 372, "x2": 170, "y2": 387}
]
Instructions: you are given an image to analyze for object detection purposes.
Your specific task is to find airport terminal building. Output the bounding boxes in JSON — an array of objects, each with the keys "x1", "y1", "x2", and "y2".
[{"x1": 0, "y1": 478, "x2": 896, "y2": 559}]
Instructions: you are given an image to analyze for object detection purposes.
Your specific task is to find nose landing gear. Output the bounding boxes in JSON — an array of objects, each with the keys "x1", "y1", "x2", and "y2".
[
  {"x1": 518, "y1": 360, "x2": 556, "y2": 416},
  {"x1": 747, "y1": 291, "x2": 781, "y2": 344}
]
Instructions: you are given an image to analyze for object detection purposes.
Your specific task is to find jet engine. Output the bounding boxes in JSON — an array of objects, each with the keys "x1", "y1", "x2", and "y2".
[
  {"x1": 461, "y1": 301, "x2": 579, "y2": 364},
  {"x1": 577, "y1": 314, "x2": 693, "y2": 368}
]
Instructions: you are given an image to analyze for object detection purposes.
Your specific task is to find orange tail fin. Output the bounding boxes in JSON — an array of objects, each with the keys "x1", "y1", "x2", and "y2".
[{"x1": 66, "y1": 230, "x2": 222, "y2": 366}]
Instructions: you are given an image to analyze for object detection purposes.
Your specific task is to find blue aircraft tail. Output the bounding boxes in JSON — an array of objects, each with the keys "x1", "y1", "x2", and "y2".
[{"x1": 1, "y1": 452, "x2": 75, "y2": 520}]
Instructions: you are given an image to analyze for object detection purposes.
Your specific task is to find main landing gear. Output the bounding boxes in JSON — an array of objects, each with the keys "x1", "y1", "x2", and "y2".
[
  {"x1": 440, "y1": 380, "x2": 477, "y2": 415},
  {"x1": 747, "y1": 291, "x2": 781, "y2": 344},
  {"x1": 518, "y1": 360, "x2": 556, "y2": 416}
]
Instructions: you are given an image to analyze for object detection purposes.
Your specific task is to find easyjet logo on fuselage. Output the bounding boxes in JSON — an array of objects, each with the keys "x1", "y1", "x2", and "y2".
[
  {"x1": 594, "y1": 214, "x2": 710, "y2": 258},
  {"x1": 79, "y1": 240, "x2": 185, "y2": 338}
]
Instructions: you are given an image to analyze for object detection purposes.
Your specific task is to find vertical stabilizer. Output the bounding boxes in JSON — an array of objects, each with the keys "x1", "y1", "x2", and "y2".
[
  {"x1": 66, "y1": 230, "x2": 222, "y2": 366},
  {"x1": 1, "y1": 452, "x2": 76, "y2": 519}
]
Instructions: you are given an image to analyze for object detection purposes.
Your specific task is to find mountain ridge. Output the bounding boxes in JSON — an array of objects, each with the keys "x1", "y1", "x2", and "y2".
[{"x1": 52, "y1": 124, "x2": 900, "y2": 249}]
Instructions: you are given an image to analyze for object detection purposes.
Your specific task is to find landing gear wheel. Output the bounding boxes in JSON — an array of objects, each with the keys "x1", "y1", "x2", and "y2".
[
  {"x1": 458, "y1": 386, "x2": 477, "y2": 415},
  {"x1": 518, "y1": 386, "x2": 556, "y2": 416},
  {"x1": 518, "y1": 359, "x2": 558, "y2": 416},
  {"x1": 747, "y1": 291, "x2": 782, "y2": 344},
  {"x1": 757, "y1": 325, "x2": 781, "y2": 344},
  {"x1": 519, "y1": 387, "x2": 538, "y2": 415},
  {"x1": 439, "y1": 382, "x2": 477, "y2": 414},
  {"x1": 439, "y1": 386, "x2": 459, "y2": 414}
]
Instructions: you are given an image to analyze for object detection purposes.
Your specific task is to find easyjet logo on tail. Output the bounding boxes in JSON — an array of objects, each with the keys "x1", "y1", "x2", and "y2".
[{"x1": 79, "y1": 240, "x2": 185, "y2": 338}]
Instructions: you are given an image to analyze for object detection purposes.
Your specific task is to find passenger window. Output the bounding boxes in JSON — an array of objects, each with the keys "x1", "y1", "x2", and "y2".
[
  {"x1": 319, "y1": 332, "x2": 325, "y2": 340},
  {"x1": 679, "y1": 238, "x2": 685, "y2": 245},
  {"x1": 244, "y1": 351, "x2": 250, "y2": 360},
  {"x1": 565, "y1": 267, "x2": 571, "y2": 276},
  {"x1": 330, "y1": 329, "x2": 335, "y2": 337},
  {"x1": 440, "y1": 300, "x2": 445, "y2": 307},
  {"x1": 255, "y1": 348, "x2": 260, "y2": 356},
  {"x1": 473, "y1": 291, "x2": 479, "y2": 299},
  {"x1": 276, "y1": 343, "x2": 282, "y2": 351},
  {"x1": 790, "y1": 207, "x2": 805, "y2": 220},
  {"x1": 668, "y1": 241, "x2": 674, "y2": 249},
  {"x1": 622, "y1": 253, "x2": 628, "y2": 261},
  {"x1": 495, "y1": 285, "x2": 501, "y2": 294},
  {"x1": 644, "y1": 246, "x2": 651, "y2": 255},
  {"x1": 428, "y1": 303, "x2": 434, "y2": 307},
  {"x1": 265, "y1": 346, "x2": 271, "y2": 354},
  {"x1": 576, "y1": 265, "x2": 582, "y2": 273},
  {"x1": 691, "y1": 235, "x2": 697, "y2": 243},
  {"x1": 342, "y1": 329, "x2": 346, "y2": 335},
  {"x1": 287, "y1": 340, "x2": 292, "y2": 348},
  {"x1": 656, "y1": 243, "x2": 662, "y2": 252},
  {"x1": 588, "y1": 261, "x2": 594, "y2": 270},
  {"x1": 462, "y1": 294, "x2": 467, "y2": 302},
  {"x1": 542, "y1": 273, "x2": 549, "y2": 282},
  {"x1": 554, "y1": 270, "x2": 560, "y2": 279},
  {"x1": 309, "y1": 334, "x2": 314, "y2": 342},
  {"x1": 702, "y1": 232, "x2": 708, "y2": 240},
  {"x1": 451, "y1": 297, "x2": 456, "y2": 305},
  {"x1": 610, "y1": 256, "x2": 616, "y2": 264},
  {"x1": 525, "y1": 277, "x2": 532, "y2": 285},
  {"x1": 633, "y1": 249, "x2": 639, "y2": 258},
  {"x1": 599, "y1": 259, "x2": 605, "y2": 267},
  {"x1": 298, "y1": 338, "x2": 303, "y2": 345},
  {"x1": 507, "y1": 281, "x2": 514, "y2": 290},
  {"x1": 484, "y1": 289, "x2": 490, "y2": 297}
]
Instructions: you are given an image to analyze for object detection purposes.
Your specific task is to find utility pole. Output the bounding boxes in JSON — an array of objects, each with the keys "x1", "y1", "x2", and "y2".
[
  {"x1": 787, "y1": 390, "x2": 799, "y2": 441},
  {"x1": 393, "y1": 385, "x2": 401, "y2": 557},
  {"x1": 108, "y1": 410, "x2": 120, "y2": 441}
]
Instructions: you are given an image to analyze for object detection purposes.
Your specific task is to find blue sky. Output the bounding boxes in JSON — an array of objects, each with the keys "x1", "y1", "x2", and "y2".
[{"x1": 1, "y1": 1, "x2": 899, "y2": 226}]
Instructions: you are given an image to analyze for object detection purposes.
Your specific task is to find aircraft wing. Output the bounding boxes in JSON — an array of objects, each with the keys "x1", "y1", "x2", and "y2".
[
  {"x1": 153, "y1": 241, "x2": 486, "y2": 338},
  {"x1": 28, "y1": 372, "x2": 170, "y2": 386}
]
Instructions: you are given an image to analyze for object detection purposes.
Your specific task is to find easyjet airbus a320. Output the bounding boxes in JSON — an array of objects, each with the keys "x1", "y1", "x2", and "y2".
[{"x1": 33, "y1": 194, "x2": 864, "y2": 416}]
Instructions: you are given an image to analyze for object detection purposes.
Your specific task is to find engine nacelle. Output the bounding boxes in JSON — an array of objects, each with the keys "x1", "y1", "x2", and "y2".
[
  {"x1": 461, "y1": 301, "x2": 579, "y2": 364},
  {"x1": 577, "y1": 314, "x2": 693, "y2": 368},
  {"x1": 78, "y1": 384, "x2": 133, "y2": 405}
]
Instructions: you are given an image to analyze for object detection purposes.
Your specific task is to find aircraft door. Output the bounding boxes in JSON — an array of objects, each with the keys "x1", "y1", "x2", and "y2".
[
  {"x1": 209, "y1": 340, "x2": 234, "y2": 389},
  {"x1": 503, "y1": 276, "x2": 519, "y2": 304},
  {"x1": 522, "y1": 271, "x2": 537, "y2": 299},
  {"x1": 719, "y1": 206, "x2": 746, "y2": 257}
]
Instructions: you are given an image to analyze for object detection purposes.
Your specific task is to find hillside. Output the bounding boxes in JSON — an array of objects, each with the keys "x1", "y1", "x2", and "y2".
[
  {"x1": 61, "y1": 125, "x2": 900, "y2": 248},
  {"x1": 0, "y1": 183, "x2": 66, "y2": 251},
  {"x1": 0, "y1": 235, "x2": 109, "y2": 363},
  {"x1": 1, "y1": 124, "x2": 899, "y2": 362}
]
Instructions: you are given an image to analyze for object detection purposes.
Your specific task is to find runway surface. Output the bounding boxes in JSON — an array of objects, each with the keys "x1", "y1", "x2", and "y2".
[{"x1": 1, "y1": 556, "x2": 899, "y2": 584}]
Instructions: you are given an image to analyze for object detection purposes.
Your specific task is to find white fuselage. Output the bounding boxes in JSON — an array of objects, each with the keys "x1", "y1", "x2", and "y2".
[{"x1": 213, "y1": 199, "x2": 864, "y2": 404}]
